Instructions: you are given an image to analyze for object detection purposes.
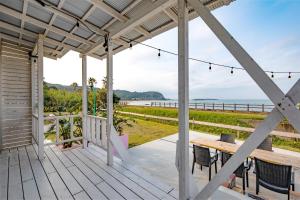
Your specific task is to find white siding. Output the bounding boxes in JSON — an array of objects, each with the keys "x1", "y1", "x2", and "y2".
[{"x1": 0, "y1": 40, "x2": 32, "y2": 149}]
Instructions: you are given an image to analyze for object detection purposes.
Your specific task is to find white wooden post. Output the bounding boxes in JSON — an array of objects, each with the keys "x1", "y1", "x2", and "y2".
[
  {"x1": 0, "y1": 39, "x2": 2, "y2": 152},
  {"x1": 177, "y1": 1, "x2": 190, "y2": 199},
  {"x1": 31, "y1": 56, "x2": 36, "y2": 144},
  {"x1": 106, "y1": 35, "x2": 113, "y2": 166},
  {"x1": 37, "y1": 34, "x2": 44, "y2": 160},
  {"x1": 81, "y1": 54, "x2": 88, "y2": 148}
]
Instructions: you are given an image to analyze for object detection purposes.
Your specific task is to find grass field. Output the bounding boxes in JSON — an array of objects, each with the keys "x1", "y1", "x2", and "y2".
[
  {"x1": 123, "y1": 118, "x2": 178, "y2": 148},
  {"x1": 119, "y1": 106, "x2": 300, "y2": 152},
  {"x1": 119, "y1": 106, "x2": 266, "y2": 127}
]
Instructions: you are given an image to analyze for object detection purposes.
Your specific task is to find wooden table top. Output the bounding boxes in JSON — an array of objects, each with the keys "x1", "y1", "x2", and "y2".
[{"x1": 191, "y1": 138, "x2": 300, "y2": 169}]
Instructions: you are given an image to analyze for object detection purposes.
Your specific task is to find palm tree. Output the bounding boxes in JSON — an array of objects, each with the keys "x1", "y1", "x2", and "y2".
[
  {"x1": 88, "y1": 77, "x2": 97, "y2": 89},
  {"x1": 88, "y1": 77, "x2": 97, "y2": 115},
  {"x1": 70, "y1": 82, "x2": 78, "y2": 91}
]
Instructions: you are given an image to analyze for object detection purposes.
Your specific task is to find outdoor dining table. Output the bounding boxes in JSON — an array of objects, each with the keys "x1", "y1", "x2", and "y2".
[{"x1": 190, "y1": 138, "x2": 300, "y2": 169}]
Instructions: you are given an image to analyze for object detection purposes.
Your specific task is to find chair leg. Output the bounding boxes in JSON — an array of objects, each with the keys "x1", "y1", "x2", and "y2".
[
  {"x1": 288, "y1": 190, "x2": 290, "y2": 200},
  {"x1": 256, "y1": 181, "x2": 259, "y2": 195},
  {"x1": 200, "y1": 165, "x2": 202, "y2": 171},
  {"x1": 209, "y1": 165, "x2": 211, "y2": 181},
  {"x1": 192, "y1": 161, "x2": 195, "y2": 174},
  {"x1": 214, "y1": 161, "x2": 217, "y2": 174},
  {"x1": 242, "y1": 174, "x2": 246, "y2": 194},
  {"x1": 246, "y1": 171, "x2": 249, "y2": 188},
  {"x1": 292, "y1": 184, "x2": 295, "y2": 191}
]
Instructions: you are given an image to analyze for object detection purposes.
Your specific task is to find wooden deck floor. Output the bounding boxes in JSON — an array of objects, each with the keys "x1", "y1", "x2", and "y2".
[{"x1": 0, "y1": 144, "x2": 177, "y2": 200}]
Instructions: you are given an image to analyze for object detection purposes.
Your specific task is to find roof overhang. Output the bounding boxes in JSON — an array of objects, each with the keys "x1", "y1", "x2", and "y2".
[{"x1": 0, "y1": 0, "x2": 234, "y2": 60}]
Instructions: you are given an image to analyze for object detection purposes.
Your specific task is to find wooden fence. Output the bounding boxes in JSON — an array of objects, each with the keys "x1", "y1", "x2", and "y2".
[{"x1": 150, "y1": 102, "x2": 274, "y2": 112}]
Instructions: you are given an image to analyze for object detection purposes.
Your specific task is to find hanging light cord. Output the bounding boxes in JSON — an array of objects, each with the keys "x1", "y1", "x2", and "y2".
[
  {"x1": 120, "y1": 36, "x2": 300, "y2": 78},
  {"x1": 36, "y1": 0, "x2": 300, "y2": 78}
]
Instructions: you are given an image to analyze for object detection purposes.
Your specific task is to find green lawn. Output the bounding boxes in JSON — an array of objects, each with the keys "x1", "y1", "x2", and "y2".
[
  {"x1": 122, "y1": 118, "x2": 178, "y2": 148},
  {"x1": 119, "y1": 106, "x2": 300, "y2": 152},
  {"x1": 119, "y1": 106, "x2": 266, "y2": 127}
]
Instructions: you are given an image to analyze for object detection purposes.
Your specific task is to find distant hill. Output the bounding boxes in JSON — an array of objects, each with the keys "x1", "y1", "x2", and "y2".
[
  {"x1": 45, "y1": 82, "x2": 166, "y2": 100},
  {"x1": 114, "y1": 90, "x2": 166, "y2": 100}
]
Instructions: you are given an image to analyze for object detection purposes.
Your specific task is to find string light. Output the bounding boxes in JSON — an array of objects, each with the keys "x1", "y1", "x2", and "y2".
[
  {"x1": 121, "y1": 37, "x2": 299, "y2": 79},
  {"x1": 38, "y1": 0, "x2": 298, "y2": 79}
]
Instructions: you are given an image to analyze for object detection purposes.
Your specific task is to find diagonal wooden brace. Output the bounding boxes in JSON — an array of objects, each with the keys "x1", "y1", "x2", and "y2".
[
  {"x1": 186, "y1": 0, "x2": 300, "y2": 199},
  {"x1": 187, "y1": 0, "x2": 300, "y2": 132},
  {"x1": 195, "y1": 80, "x2": 300, "y2": 199}
]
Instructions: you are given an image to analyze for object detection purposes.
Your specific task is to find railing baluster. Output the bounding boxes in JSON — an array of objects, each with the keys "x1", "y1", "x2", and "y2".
[
  {"x1": 91, "y1": 117, "x2": 96, "y2": 143},
  {"x1": 56, "y1": 118, "x2": 59, "y2": 145},
  {"x1": 70, "y1": 116, "x2": 74, "y2": 139},
  {"x1": 96, "y1": 119, "x2": 101, "y2": 145}
]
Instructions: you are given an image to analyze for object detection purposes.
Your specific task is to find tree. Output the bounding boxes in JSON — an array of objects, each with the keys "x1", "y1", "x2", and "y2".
[
  {"x1": 88, "y1": 77, "x2": 97, "y2": 89},
  {"x1": 70, "y1": 82, "x2": 78, "y2": 91}
]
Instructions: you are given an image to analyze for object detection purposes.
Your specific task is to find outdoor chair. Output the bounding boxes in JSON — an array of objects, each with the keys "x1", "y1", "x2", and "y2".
[
  {"x1": 253, "y1": 136, "x2": 273, "y2": 174},
  {"x1": 222, "y1": 152, "x2": 252, "y2": 194},
  {"x1": 219, "y1": 133, "x2": 236, "y2": 144},
  {"x1": 218, "y1": 133, "x2": 235, "y2": 164},
  {"x1": 257, "y1": 136, "x2": 273, "y2": 151},
  {"x1": 254, "y1": 157, "x2": 295, "y2": 200},
  {"x1": 192, "y1": 145, "x2": 218, "y2": 181}
]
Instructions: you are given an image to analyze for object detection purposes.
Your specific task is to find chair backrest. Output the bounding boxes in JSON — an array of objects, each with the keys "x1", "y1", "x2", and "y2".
[
  {"x1": 220, "y1": 134, "x2": 235, "y2": 144},
  {"x1": 257, "y1": 136, "x2": 272, "y2": 151},
  {"x1": 255, "y1": 158, "x2": 291, "y2": 189},
  {"x1": 193, "y1": 145, "x2": 210, "y2": 167},
  {"x1": 222, "y1": 152, "x2": 244, "y2": 177}
]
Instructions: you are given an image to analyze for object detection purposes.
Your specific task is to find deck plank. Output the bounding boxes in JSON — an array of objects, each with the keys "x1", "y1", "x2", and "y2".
[
  {"x1": 78, "y1": 148, "x2": 160, "y2": 200},
  {"x1": 72, "y1": 149, "x2": 140, "y2": 200},
  {"x1": 63, "y1": 150, "x2": 103, "y2": 185},
  {"x1": 44, "y1": 146, "x2": 83, "y2": 195},
  {"x1": 73, "y1": 191, "x2": 91, "y2": 200},
  {"x1": 26, "y1": 145, "x2": 57, "y2": 200},
  {"x1": 22, "y1": 179, "x2": 40, "y2": 200},
  {"x1": 89, "y1": 145, "x2": 174, "y2": 193},
  {"x1": 96, "y1": 181, "x2": 125, "y2": 200},
  {"x1": 8, "y1": 148, "x2": 23, "y2": 200},
  {"x1": 88, "y1": 146, "x2": 176, "y2": 200},
  {"x1": 18, "y1": 147, "x2": 40, "y2": 200},
  {"x1": 68, "y1": 166, "x2": 108, "y2": 200},
  {"x1": 47, "y1": 172, "x2": 73, "y2": 200},
  {"x1": 0, "y1": 154, "x2": 9, "y2": 200},
  {"x1": 50, "y1": 146, "x2": 74, "y2": 168}
]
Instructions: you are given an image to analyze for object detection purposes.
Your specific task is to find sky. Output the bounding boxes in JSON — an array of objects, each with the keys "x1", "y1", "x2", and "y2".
[{"x1": 44, "y1": 0, "x2": 300, "y2": 100}]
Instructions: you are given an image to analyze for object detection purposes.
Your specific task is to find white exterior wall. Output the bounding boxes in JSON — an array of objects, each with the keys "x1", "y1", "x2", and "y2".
[{"x1": 0, "y1": 40, "x2": 32, "y2": 149}]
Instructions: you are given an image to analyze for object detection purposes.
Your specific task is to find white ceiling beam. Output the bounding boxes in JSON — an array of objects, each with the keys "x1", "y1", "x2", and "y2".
[
  {"x1": 85, "y1": 0, "x2": 176, "y2": 54},
  {"x1": 134, "y1": 26, "x2": 151, "y2": 37},
  {"x1": 44, "y1": 0, "x2": 65, "y2": 36},
  {"x1": 0, "y1": 33, "x2": 57, "y2": 60},
  {"x1": 0, "y1": 4, "x2": 94, "y2": 47},
  {"x1": 101, "y1": 0, "x2": 142, "y2": 30},
  {"x1": 0, "y1": 21, "x2": 82, "y2": 55},
  {"x1": 86, "y1": 0, "x2": 151, "y2": 38},
  {"x1": 19, "y1": 0, "x2": 28, "y2": 44},
  {"x1": 44, "y1": 0, "x2": 66, "y2": 55},
  {"x1": 89, "y1": 0, "x2": 127, "y2": 22},
  {"x1": 27, "y1": 0, "x2": 106, "y2": 36},
  {"x1": 164, "y1": 7, "x2": 178, "y2": 23}
]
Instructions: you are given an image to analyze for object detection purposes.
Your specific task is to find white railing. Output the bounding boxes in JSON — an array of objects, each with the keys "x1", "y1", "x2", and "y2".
[
  {"x1": 44, "y1": 114, "x2": 83, "y2": 145},
  {"x1": 86, "y1": 115, "x2": 107, "y2": 149},
  {"x1": 32, "y1": 113, "x2": 39, "y2": 144}
]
